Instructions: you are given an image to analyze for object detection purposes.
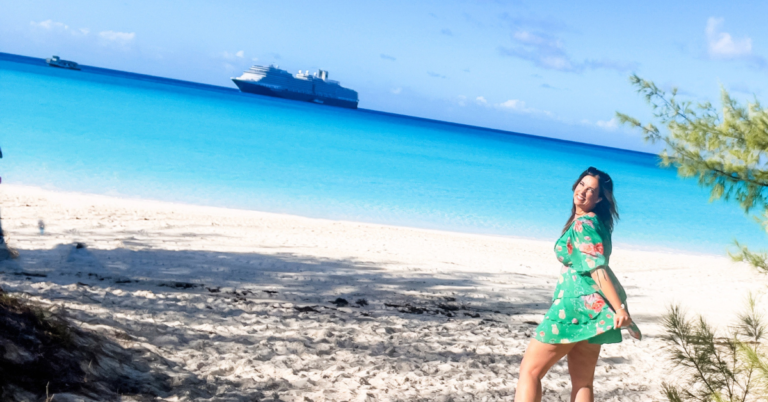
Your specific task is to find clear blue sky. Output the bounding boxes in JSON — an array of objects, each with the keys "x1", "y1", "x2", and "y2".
[{"x1": 2, "y1": 0, "x2": 765, "y2": 151}]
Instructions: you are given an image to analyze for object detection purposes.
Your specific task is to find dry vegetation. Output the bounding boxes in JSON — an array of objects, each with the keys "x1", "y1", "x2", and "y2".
[{"x1": 0, "y1": 284, "x2": 171, "y2": 401}]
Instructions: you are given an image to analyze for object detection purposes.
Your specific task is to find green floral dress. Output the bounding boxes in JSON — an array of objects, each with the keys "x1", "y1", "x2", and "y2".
[{"x1": 535, "y1": 213, "x2": 642, "y2": 344}]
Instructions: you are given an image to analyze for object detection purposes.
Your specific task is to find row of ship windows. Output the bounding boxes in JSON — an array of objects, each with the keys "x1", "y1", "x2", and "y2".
[
  {"x1": 253, "y1": 83, "x2": 356, "y2": 98},
  {"x1": 265, "y1": 85, "x2": 355, "y2": 95},
  {"x1": 251, "y1": 77, "x2": 350, "y2": 90}
]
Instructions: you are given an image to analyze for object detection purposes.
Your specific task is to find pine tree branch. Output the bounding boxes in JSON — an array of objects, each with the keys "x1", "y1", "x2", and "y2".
[
  {"x1": 664, "y1": 307, "x2": 722, "y2": 399},
  {"x1": 628, "y1": 76, "x2": 768, "y2": 402},
  {"x1": 730, "y1": 243, "x2": 768, "y2": 273},
  {"x1": 738, "y1": 360, "x2": 753, "y2": 402}
]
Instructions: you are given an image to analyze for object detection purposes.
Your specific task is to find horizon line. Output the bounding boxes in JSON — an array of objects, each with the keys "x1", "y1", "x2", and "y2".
[{"x1": 0, "y1": 51, "x2": 656, "y2": 158}]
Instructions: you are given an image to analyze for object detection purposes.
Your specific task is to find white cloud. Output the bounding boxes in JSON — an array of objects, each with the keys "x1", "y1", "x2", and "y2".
[
  {"x1": 581, "y1": 117, "x2": 625, "y2": 132},
  {"x1": 507, "y1": 31, "x2": 574, "y2": 71},
  {"x1": 30, "y1": 19, "x2": 68, "y2": 30},
  {"x1": 99, "y1": 30, "x2": 135, "y2": 43},
  {"x1": 499, "y1": 30, "x2": 637, "y2": 73},
  {"x1": 706, "y1": 17, "x2": 752, "y2": 59},
  {"x1": 221, "y1": 51, "x2": 246, "y2": 61},
  {"x1": 251, "y1": 57, "x2": 259, "y2": 62},
  {"x1": 513, "y1": 31, "x2": 547, "y2": 46},
  {"x1": 495, "y1": 99, "x2": 554, "y2": 117},
  {"x1": 497, "y1": 99, "x2": 529, "y2": 111},
  {"x1": 391, "y1": 87, "x2": 402, "y2": 95},
  {"x1": 595, "y1": 118, "x2": 619, "y2": 131},
  {"x1": 30, "y1": 19, "x2": 92, "y2": 37},
  {"x1": 455, "y1": 94, "x2": 558, "y2": 120}
]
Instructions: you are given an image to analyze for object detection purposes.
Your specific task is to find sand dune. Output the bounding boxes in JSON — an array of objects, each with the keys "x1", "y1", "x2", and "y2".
[{"x1": 0, "y1": 184, "x2": 765, "y2": 401}]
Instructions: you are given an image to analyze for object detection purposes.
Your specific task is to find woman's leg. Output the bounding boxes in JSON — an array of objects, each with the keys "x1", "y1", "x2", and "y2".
[
  {"x1": 566, "y1": 341, "x2": 601, "y2": 402},
  {"x1": 515, "y1": 339, "x2": 574, "y2": 402}
]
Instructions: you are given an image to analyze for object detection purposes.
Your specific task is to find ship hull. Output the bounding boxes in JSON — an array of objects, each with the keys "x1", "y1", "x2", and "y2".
[
  {"x1": 48, "y1": 64, "x2": 81, "y2": 71},
  {"x1": 232, "y1": 79, "x2": 358, "y2": 109},
  {"x1": 47, "y1": 62, "x2": 80, "y2": 71}
]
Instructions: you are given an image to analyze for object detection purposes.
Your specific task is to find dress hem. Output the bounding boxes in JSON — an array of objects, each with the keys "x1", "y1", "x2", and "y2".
[{"x1": 534, "y1": 327, "x2": 622, "y2": 345}]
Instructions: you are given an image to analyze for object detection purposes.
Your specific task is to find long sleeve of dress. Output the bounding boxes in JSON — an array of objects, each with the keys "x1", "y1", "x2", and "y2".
[{"x1": 570, "y1": 216, "x2": 607, "y2": 273}]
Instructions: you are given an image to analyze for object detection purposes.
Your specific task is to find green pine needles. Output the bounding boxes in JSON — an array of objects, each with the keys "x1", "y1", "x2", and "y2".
[
  {"x1": 619, "y1": 75, "x2": 768, "y2": 401},
  {"x1": 617, "y1": 74, "x2": 768, "y2": 273},
  {"x1": 661, "y1": 297, "x2": 768, "y2": 402}
]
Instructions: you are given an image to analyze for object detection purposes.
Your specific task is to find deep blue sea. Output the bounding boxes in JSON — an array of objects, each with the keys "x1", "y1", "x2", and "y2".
[{"x1": 0, "y1": 53, "x2": 764, "y2": 253}]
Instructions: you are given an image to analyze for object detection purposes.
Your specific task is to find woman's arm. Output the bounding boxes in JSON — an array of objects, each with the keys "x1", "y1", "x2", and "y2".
[{"x1": 591, "y1": 267, "x2": 632, "y2": 329}]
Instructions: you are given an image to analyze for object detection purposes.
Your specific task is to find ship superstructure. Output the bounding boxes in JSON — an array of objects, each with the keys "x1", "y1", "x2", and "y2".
[{"x1": 232, "y1": 65, "x2": 358, "y2": 109}]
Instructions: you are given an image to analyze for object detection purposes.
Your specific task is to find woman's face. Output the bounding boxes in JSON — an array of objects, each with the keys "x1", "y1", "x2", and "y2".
[{"x1": 573, "y1": 175, "x2": 602, "y2": 212}]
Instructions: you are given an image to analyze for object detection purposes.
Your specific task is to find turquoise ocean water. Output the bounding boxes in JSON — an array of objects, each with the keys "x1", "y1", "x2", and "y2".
[{"x1": 0, "y1": 53, "x2": 764, "y2": 253}]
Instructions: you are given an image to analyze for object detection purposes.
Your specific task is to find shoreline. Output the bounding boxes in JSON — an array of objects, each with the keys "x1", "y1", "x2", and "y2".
[{"x1": 0, "y1": 184, "x2": 720, "y2": 257}]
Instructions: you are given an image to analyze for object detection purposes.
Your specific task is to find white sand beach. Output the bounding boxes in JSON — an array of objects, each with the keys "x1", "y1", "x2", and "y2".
[{"x1": 1, "y1": 184, "x2": 766, "y2": 401}]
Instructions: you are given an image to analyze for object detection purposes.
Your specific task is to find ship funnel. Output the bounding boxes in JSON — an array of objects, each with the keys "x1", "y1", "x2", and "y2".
[{"x1": 318, "y1": 70, "x2": 328, "y2": 80}]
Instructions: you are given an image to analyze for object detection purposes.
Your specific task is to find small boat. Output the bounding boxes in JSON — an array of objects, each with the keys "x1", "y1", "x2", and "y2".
[{"x1": 46, "y1": 55, "x2": 80, "y2": 70}]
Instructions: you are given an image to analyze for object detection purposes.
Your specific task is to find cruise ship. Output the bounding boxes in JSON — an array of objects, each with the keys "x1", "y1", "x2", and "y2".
[{"x1": 232, "y1": 65, "x2": 358, "y2": 109}]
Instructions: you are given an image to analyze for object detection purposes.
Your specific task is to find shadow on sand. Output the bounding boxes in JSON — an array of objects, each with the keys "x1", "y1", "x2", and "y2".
[{"x1": 0, "y1": 243, "x2": 603, "y2": 400}]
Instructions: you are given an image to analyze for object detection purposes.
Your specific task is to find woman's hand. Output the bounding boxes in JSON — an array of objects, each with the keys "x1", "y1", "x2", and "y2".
[
  {"x1": 614, "y1": 309, "x2": 632, "y2": 329},
  {"x1": 590, "y1": 268, "x2": 632, "y2": 330}
]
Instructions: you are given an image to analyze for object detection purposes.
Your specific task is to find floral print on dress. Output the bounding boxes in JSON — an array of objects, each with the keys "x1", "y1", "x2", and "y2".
[
  {"x1": 536, "y1": 213, "x2": 642, "y2": 345},
  {"x1": 578, "y1": 242, "x2": 602, "y2": 257},
  {"x1": 573, "y1": 218, "x2": 594, "y2": 233},
  {"x1": 571, "y1": 218, "x2": 607, "y2": 273},
  {"x1": 583, "y1": 293, "x2": 606, "y2": 313}
]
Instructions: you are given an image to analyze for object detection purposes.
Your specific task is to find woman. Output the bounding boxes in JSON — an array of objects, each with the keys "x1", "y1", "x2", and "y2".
[{"x1": 515, "y1": 167, "x2": 641, "y2": 402}]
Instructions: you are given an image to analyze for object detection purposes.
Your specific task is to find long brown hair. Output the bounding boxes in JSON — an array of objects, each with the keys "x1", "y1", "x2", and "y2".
[{"x1": 562, "y1": 167, "x2": 619, "y2": 234}]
